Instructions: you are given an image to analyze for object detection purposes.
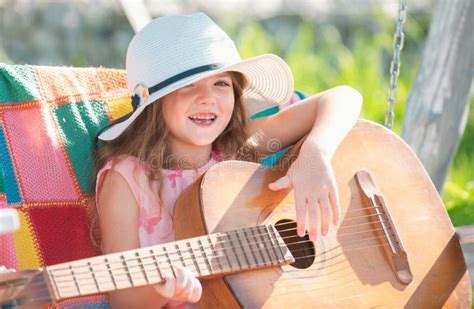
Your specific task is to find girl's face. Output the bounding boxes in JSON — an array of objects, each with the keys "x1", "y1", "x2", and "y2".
[{"x1": 162, "y1": 72, "x2": 235, "y2": 149}]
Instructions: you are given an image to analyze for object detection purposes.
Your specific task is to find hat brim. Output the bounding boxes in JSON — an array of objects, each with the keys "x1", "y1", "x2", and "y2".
[{"x1": 98, "y1": 54, "x2": 294, "y2": 141}]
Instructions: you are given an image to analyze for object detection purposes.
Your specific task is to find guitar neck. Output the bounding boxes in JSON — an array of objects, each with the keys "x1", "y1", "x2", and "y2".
[{"x1": 45, "y1": 224, "x2": 293, "y2": 300}]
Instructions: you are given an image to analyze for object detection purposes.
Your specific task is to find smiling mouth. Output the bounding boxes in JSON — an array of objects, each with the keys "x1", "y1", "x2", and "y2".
[{"x1": 188, "y1": 113, "x2": 217, "y2": 125}]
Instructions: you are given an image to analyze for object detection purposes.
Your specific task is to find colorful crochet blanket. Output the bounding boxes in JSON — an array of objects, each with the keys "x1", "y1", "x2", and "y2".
[{"x1": 0, "y1": 64, "x2": 132, "y2": 308}]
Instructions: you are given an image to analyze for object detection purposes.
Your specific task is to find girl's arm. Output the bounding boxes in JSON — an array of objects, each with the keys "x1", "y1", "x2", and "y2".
[
  {"x1": 97, "y1": 170, "x2": 201, "y2": 308},
  {"x1": 246, "y1": 85, "x2": 363, "y2": 240},
  {"x1": 246, "y1": 85, "x2": 362, "y2": 157}
]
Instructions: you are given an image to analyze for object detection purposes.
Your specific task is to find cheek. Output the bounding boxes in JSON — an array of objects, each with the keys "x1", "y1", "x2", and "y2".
[
  {"x1": 162, "y1": 99, "x2": 184, "y2": 135},
  {"x1": 161, "y1": 100, "x2": 175, "y2": 127},
  {"x1": 221, "y1": 95, "x2": 235, "y2": 122}
]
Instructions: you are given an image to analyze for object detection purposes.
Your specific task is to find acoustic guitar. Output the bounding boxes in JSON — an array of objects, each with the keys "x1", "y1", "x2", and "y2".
[{"x1": 0, "y1": 120, "x2": 471, "y2": 308}]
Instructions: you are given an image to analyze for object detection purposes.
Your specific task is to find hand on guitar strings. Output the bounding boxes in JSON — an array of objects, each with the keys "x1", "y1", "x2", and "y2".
[
  {"x1": 268, "y1": 141, "x2": 340, "y2": 242},
  {"x1": 154, "y1": 266, "x2": 202, "y2": 303}
]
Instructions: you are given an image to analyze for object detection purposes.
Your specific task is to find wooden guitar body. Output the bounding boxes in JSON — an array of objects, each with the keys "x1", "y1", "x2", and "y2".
[{"x1": 174, "y1": 119, "x2": 471, "y2": 308}]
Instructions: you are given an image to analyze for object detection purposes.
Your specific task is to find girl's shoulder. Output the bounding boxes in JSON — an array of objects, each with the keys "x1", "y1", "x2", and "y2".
[
  {"x1": 99, "y1": 154, "x2": 150, "y2": 179},
  {"x1": 96, "y1": 155, "x2": 153, "y2": 192}
]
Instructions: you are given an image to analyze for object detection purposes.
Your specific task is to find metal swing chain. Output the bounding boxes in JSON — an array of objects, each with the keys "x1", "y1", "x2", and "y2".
[{"x1": 385, "y1": 0, "x2": 408, "y2": 130}]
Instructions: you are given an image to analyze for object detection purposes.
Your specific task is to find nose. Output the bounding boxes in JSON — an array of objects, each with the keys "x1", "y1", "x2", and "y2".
[{"x1": 195, "y1": 83, "x2": 217, "y2": 105}]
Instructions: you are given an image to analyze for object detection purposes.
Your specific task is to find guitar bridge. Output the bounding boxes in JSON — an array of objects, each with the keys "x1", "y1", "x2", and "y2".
[{"x1": 355, "y1": 170, "x2": 413, "y2": 285}]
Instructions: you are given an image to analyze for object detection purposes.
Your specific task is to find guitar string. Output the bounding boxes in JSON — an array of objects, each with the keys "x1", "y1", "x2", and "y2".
[
  {"x1": 17, "y1": 241, "x2": 390, "y2": 304},
  {"x1": 46, "y1": 216, "x2": 389, "y2": 281},
  {"x1": 262, "y1": 212, "x2": 387, "y2": 229},
  {"x1": 8, "y1": 209, "x2": 385, "y2": 288},
  {"x1": 45, "y1": 212, "x2": 387, "y2": 274},
  {"x1": 46, "y1": 217, "x2": 390, "y2": 281},
  {"x1": 8, "y1": 208, "x2": 394, "y2": 301},
  {"x1": 20, "y1": 233, "x2": 390, "y2": 291},
  {"x1": 46, "y1": 234, "x2": 392, "y2": 294},
  {"x1": 7, "y1": 239, "x2": 369, "y2": 300},
  {"x1": 49, "y1": 233, "x2": 389, "y2": 287}
]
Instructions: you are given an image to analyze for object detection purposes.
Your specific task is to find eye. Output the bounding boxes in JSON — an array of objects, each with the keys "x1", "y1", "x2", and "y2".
[{"x1": 216, "y1": 80, "x2": 231, "y2": 87}]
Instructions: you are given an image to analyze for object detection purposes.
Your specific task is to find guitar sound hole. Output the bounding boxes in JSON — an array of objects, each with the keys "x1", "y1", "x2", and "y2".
[{"x1": 275, "y1": 219, "x2": 315, "y2": 269}]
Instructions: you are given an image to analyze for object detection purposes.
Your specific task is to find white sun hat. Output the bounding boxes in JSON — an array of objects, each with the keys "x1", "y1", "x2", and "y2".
[{"x1": 98, "y1": 12, "x2": 294, "y2": 141}]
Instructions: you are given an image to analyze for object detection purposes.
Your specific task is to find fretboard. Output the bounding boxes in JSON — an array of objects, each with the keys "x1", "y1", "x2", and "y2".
[{"x1": 45, "y1": 224, "x2": 294, "y2": 300}]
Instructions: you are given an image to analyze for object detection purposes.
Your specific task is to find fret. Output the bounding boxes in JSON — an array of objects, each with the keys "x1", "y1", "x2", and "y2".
[
  {"x1": 90, "y1": 257, "x2": 115, "y2": 292},
  {"x1": 266, "y1": 225, "x2": 286, "y2": 263},
  {"x1": 175, "y1": 241, "x2": 199, "y2": 276},
  {"x1": 88, "y1": 261, "x2": 100, "y2": 292},
  {"x1": 249, "y1": 226, "x2": 267, "y2": 265},
  {"x1": 96, "y1": 255, "x2": 129, "y2": 291},
  {"x1": 135, "y1": 251, "x2": 150, "y2": 285},
  {"x1": 161, "y1": 245, "x2": 176, "y2": 278},
  {"x1": 243, "y1": 227, "x2": 262, "y2": 266},
  {"x1": 150, "y1": 248, "x2": 165, "y2": 282},
  {"x1": 48, "y1": 265, "x2": 78, "y2": 298},
  {"x1": 214, "y1": 233, "x2": 232, "y2": 272},
  {"x1": 233, "y1": 229, "x2": 252, "y2": 268},
  {"x1": 69, "y1": 264, "x2": 81, "y2": 295},
  {"x1": 257, "y1": 225, "x2": 278, "y2": 265},
  {"x1": 206, "y1": 234, "x2": 223, "y2": 273},
  {"x1": 76, "y1": 262, "x2": 99, "y2": 295},
  {"x1": 186, "y1": 240, "x2": 202, "y2": 277},
  {"x1": 197, "y1": 237, "x2": 213, "y2": 276},
  {"x1": 175, "y1": 243, "x2": 187, "y2": 268},
  {"x1": 119, "y1": 254, "x2": 134, "y2": 288},
  {"x1": 53, "y1": 260, "x2": 97, "y2": 296},
  {"x1": 252, "y1": 226, "x2": 268, "y2": 265},
  {"x1": 226, "y1": 232, "x2": 242, "y2": 270},
  {"x1": 123, "y1": 253, "x2": 142, "y2": 287},
  {"x1": 47, "y1": 267, "x2": 62, "y2": 299},
  {"x1": 105, "y1": 257, "x2": 118, "y2": 290},
  {"x1": 106, "y1": 255, "x2": 130, "y2": 289}
]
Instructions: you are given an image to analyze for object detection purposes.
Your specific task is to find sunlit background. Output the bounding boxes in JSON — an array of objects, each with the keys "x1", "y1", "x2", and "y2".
[{"x1": 1, "y1": 0, "x2": 473, "y2": 292}]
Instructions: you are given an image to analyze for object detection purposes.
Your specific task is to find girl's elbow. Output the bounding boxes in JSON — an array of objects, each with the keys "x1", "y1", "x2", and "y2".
[{"x1": 334, "y1": 85, "x2": 363, "y2": 112}]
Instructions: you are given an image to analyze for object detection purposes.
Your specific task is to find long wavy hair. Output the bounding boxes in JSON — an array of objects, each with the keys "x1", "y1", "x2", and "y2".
[{"x1": 90, "y1": 72, "x2": 249, "y2": 246}]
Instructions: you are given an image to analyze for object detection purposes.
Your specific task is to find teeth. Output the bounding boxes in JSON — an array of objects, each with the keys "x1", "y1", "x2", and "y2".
[{"x1": 189, "y1": 115, "x2": 216, "y2": 120}]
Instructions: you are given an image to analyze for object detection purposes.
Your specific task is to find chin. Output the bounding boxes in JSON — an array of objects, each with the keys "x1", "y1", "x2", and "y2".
[
  {"x1": 189, "y1": 130, "x2": 225, "y2": 146},
  {"x1": 189, "y1": 136, "x2": 219, "y2": 146}
]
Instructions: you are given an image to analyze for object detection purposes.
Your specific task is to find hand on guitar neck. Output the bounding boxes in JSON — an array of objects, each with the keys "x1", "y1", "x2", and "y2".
[{"x1": 153, "y1": 266, "x2": 202, "y2": 304}]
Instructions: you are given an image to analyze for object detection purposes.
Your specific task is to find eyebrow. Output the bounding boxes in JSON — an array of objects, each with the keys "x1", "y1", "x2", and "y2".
[{"x1": 213, "y1": 73, "x2": 232, "y2": 79}]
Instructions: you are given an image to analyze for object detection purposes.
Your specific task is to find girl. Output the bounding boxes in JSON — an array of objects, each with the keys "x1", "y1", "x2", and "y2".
[{"x1": 94, "y1": 12, "x2": 362, "y2": 308}]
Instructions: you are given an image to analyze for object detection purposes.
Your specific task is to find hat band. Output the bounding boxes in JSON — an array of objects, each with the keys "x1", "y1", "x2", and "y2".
[
  {"x1": 148, "y1": 62, "x2": 225, "y2": 97},
  {"x1": 130, "y1": 62, "x2": 225, "y2": 112}
]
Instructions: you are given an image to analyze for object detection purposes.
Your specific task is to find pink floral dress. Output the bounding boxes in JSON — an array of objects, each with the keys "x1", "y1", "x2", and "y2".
[{"x1": 96, "y1": 150, "x2": 224, "y2": 248}]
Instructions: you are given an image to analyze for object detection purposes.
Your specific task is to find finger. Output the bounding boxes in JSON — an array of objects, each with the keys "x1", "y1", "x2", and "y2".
[
  {"x1": 307, "y1": 196, "x2": 319, "y2": 241},
  {"x1": 294, "y1": 189, "x2": 306, "y2": 237},
  {"x1": 154, "y1": 275, "x2": 175, "y2": 299},
  {"x1": 174, "y1": 267, "x2": 191, "y2": 297},
  {"x1": 189, "y1": 278, "x2": 203, "y2": 303},
  {"x1": 319, "y1": 194, "x2": 331, "y2": 236},
  {"x1": 329, "y1": 188, "x2": 341, "y2": 225},
  {"x1": 181, "y1": 272, "x2": 195, "y2": 300},
  {"x1": 268, "y1": 175, "x2": 291, "y2": 191}
]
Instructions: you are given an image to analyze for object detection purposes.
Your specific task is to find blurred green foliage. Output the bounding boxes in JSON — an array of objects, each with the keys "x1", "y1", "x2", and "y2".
[
  {"x1": 223, "y1": 10, "x2": 473, "y2": 227},
  {"x1": 0, "y1": 47, "x2": 10, "y2": 63},
  {"x1": 445, "y1": 96, "x2": 474, "y2": 226}
]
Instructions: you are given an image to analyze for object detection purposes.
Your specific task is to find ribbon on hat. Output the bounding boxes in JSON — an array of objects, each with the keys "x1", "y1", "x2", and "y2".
[
  {"x1": 130, "y1": 84, "x2": 149, "y2": 111},
  {"x1": 131, "y1": 94, "x2": 141, "y2": 111}
]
